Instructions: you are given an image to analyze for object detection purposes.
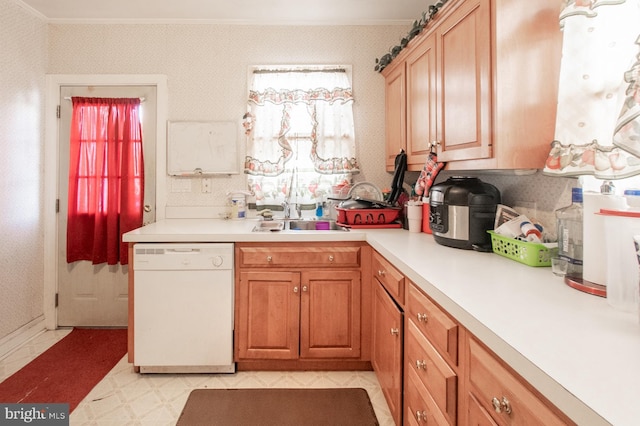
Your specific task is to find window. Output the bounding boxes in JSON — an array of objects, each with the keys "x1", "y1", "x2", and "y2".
[{"x1": 244, "y1": 66, "x2": 359, "y2": 210}]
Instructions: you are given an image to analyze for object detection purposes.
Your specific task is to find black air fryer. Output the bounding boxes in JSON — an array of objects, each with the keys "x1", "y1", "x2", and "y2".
[{"x1": 429, "y1": 177, "x2": 501, "y2": 250}]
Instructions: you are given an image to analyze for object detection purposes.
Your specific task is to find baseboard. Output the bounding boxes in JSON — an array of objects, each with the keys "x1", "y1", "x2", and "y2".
[{"x1": 0, "y1": 316, "x2": 46, "y2": 361}]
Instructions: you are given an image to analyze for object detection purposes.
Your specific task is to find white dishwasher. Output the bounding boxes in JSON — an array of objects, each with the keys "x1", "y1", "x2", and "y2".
[{"x1": 133, "y1": 243, "x2": 235, "y2": 373}]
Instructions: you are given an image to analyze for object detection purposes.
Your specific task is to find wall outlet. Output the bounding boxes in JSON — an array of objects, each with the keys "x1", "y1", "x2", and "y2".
[{"x1": 202, "y1": 178, "x2": 212, "y2": 193}]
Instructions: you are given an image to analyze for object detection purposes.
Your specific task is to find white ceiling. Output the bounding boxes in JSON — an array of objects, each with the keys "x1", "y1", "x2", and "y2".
[{"x1": 19, "y1": 0, "x2": 436, "y2": 25}]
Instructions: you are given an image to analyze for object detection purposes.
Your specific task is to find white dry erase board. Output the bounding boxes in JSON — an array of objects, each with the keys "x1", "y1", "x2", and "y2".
[{"x1": 167, "y1": 121, "x2": 238, "y2": 175}]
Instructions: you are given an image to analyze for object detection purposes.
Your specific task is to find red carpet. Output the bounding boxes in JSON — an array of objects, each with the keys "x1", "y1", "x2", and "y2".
[{"x1": 0, "y1": 328, "x2": 127, "y2": 412}]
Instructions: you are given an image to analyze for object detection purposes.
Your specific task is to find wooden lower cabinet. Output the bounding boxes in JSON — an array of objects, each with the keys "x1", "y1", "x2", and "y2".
[
  {"x1": 372, "y1": 280, "x2": 404, "y2": 425},
  {"x1": 464, "y1": 335, "x2": 575, "y2": 426},
  {"x1": 467, "y1": 392, "x2": 499, "y2": 426},
  {"x1": 237, "y1": 269, "x2": 361, "y2": 360},
  {"x1": 405, "y1": 281, "x2": 458, "y2": 426},
  {"x1": 234, "y1": 242, "x2": 370, "y2": 370},
  {"x1": 236, "y1": 271, "x2": 300, "y2": 360},
  {"x1": 405, "y1": 365, "x2": 450, "y2": 426}
]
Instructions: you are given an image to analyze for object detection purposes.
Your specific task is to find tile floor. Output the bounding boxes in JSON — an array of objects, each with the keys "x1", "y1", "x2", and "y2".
[{"x1": 0, "y1": 329, "x2": 394, "y2": 425}]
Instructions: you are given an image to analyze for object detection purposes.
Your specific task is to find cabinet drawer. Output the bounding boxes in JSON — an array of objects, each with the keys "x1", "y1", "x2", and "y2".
[
  {"x1": 406, "y1": 321, "x2": 457, "y2": 424},
  {"x1": 407, "y1": 282, "x2": 458, "y2": 365},
  {"x1": 239, "y1": 246, "x2": 361, "y2": 268},
  {"x1": 468, "y1": 337, "x2": 571, "y2": 426},
  {"x1": 372, "y1": 251, "x2": 404, "y2": 305},
  {"x1": 405, "y1": 365, "x2": 450, "y2": 426}
]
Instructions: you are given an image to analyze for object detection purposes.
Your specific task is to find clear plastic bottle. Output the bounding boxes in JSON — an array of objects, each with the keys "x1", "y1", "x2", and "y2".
[{"x1": 556, "y1": 187, "x2": 584, "y2": 278}]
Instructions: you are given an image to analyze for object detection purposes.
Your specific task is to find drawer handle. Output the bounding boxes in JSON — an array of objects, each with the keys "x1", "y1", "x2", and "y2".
[
  {"x1": 416, "y1": 313, "x2": 428, "y2": 323},
  {"x1": 491, "y1": 396, "x2": 512, "y2": 415},
  {"x1": 266, "y1": 255, "x2": 272, "y2": 263},
  {"x1": 390, "y1": 327, "x2": 400, "y2": 336},
  {"x1": 377, "y1": 269, "x2": 386, "y2": 277},
  {"x1": 415, "y1": 359, "x2": 427, "y2": 370},
  {"x1": 328, "y1": 255, "x2": 334, "y2": 262},
  {"x1": 415, "y1": 410, "x2": 428, "y2": 422}
]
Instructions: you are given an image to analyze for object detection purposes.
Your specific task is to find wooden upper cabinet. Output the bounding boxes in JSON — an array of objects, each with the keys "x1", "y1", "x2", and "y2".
[
  {"x1": 436, "y1": 0, "x2": 491, "y2": 163},
  {"x1": 406, "y1": 33, "x2": 437, "y2": 169},
  {"x1": 382, "y1": 0, "x2": 562, "y2": 171},
  {"x1": 384, "y1": 61, "x2": 406, "y2": 170}
]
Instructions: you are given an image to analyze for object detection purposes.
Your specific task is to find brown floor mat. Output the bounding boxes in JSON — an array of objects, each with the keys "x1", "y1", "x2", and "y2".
[{"x1": 177, "y1": 387, "x2": 379, "y2": 426}]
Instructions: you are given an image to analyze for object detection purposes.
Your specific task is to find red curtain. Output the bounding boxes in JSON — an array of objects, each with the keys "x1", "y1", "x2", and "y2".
[{"x1": 66, "y1": 97, "x2": 144, "y2": 265}]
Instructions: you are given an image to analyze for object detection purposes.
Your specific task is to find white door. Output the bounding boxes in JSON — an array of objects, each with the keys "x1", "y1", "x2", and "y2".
[{"x1": 57, "y1": 85, "x2": 157, "y2": 326}]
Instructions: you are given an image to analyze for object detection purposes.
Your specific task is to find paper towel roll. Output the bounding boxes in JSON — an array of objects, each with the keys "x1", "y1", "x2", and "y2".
[{"x1": 583, "y1": 192, "x2": 627, "y2": 286}]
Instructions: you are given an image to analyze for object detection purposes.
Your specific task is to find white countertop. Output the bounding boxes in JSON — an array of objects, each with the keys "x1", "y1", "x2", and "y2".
[{"x1": 124, "y1": 218, "x2": 640, "y2": 425}]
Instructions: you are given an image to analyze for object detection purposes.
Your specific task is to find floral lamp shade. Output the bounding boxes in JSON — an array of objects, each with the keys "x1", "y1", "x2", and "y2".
[{"x1": 543, "y1": 0, "x2": 640, "y2": 179}]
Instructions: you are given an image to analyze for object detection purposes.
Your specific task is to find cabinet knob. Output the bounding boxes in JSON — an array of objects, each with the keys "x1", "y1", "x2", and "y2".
[
  {"x1": 293, "y1": 286, "x2": 299, "y2": 293},
  {"x1": 390, "y1": 327, "x2": 400, "y2": 336},
  {"x1": 491, "y1": 396, "x2": 512, "y2": 415},
  {"x1": 328, "y1": 255, "x2": 334, "y2": 262},
  {"x1": 415, "y1": 410, "x2": 428, "y2": 422},
  {"x1": 415, "y1": 359, "x2": 427, "y2": 370},
  {"x1": 302, "y1": 285, "x2": 308, "y2": 292},
  {"x1": 266, "y1": 255, "x2": 272, "y2": 263},
  {"x1": 416, "y1": 313, "x2": 428, "y2": 323},
  {"x1": 377, "y1": 269, "x2": 386, "y2": 277}
]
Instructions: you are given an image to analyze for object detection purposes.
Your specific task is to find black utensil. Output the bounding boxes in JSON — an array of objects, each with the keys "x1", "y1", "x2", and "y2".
[{"x1": 387, "y1": 150, "x2": 407, "y2": 205}]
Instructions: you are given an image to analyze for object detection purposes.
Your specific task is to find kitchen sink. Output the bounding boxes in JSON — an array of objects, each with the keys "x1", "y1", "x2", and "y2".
[
  {"x1": 287, "y1": 219, "x2": 347, "y2": 231},
  {"x1": 252, "y1": 219, "x2": 348, "y2": 232}
]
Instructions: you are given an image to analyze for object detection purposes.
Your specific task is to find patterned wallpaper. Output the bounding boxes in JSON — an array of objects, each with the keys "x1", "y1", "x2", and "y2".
[
  {"x1": 47, "y1": 23, "x2": 404, "y2": 212},
  {"x1": 0, "y1": 0, "x2": 47, "y2": 338},
  {"x1": 45, "y1": 21, "x2": 580, "y2": 230}
]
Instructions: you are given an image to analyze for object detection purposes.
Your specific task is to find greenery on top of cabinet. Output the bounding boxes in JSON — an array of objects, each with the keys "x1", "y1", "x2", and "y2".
[{"x1": 374, "y1": 0, "x2": 450, "y2": 73}]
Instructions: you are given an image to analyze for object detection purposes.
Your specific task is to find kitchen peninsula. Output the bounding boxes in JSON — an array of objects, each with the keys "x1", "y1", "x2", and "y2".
[{"x1": 124, "y1": 218, "x2": 640, "y2": 426}]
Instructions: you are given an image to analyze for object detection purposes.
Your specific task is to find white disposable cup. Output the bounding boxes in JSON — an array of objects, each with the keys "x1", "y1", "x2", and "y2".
[
  {"x1": 407, "y1": 204, "x2": 423, "y2": 233},
  {"x1": 407, "y1": 204, "x2": 423, "y2": 220},
  {"x1": 409, "y1": 219, "x2": 422, "y2": 233}
]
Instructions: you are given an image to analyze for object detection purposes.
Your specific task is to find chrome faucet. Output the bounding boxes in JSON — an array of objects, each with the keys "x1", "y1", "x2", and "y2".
[
  {"x1": 281, "y1": 201, "x2": 301, "y2": 219},
  {"x1": 282, "y1": 201, "x2": 291, "y2": 219}
]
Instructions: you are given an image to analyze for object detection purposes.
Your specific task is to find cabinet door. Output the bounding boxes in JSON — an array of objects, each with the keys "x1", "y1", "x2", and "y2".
[
  {"x1": 468, "y1": 393, "x2": 499, "y2": 426},
  {"x1": 236, "y1": 271, "x2": 300, "y2": 360},
  {"x1": 406, "y1": 33, "x2": 437, "y2": 169},
  {"x1": 300, "y1": 270, "x2": 361, "y2": 359},
  {"x1": 372, "y1": 280, "x2": 403, "y2": 425},
  {"x1": 383, "y1": 62, "x2": 406, "y2": 171},
  {"x1": 436, "y1": 0, "x2": 491, "y2": 162}
]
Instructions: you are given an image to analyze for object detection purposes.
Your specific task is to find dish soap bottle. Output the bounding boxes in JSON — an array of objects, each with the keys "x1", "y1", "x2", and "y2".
[{"x1": 556, "y1": 187, "x2": 584, "y2": 278}]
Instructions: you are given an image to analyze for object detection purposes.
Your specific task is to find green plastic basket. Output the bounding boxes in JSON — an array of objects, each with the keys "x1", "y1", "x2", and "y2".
[{"x1": 487, "y1": 231, "x2": 558, "y2": 267}]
